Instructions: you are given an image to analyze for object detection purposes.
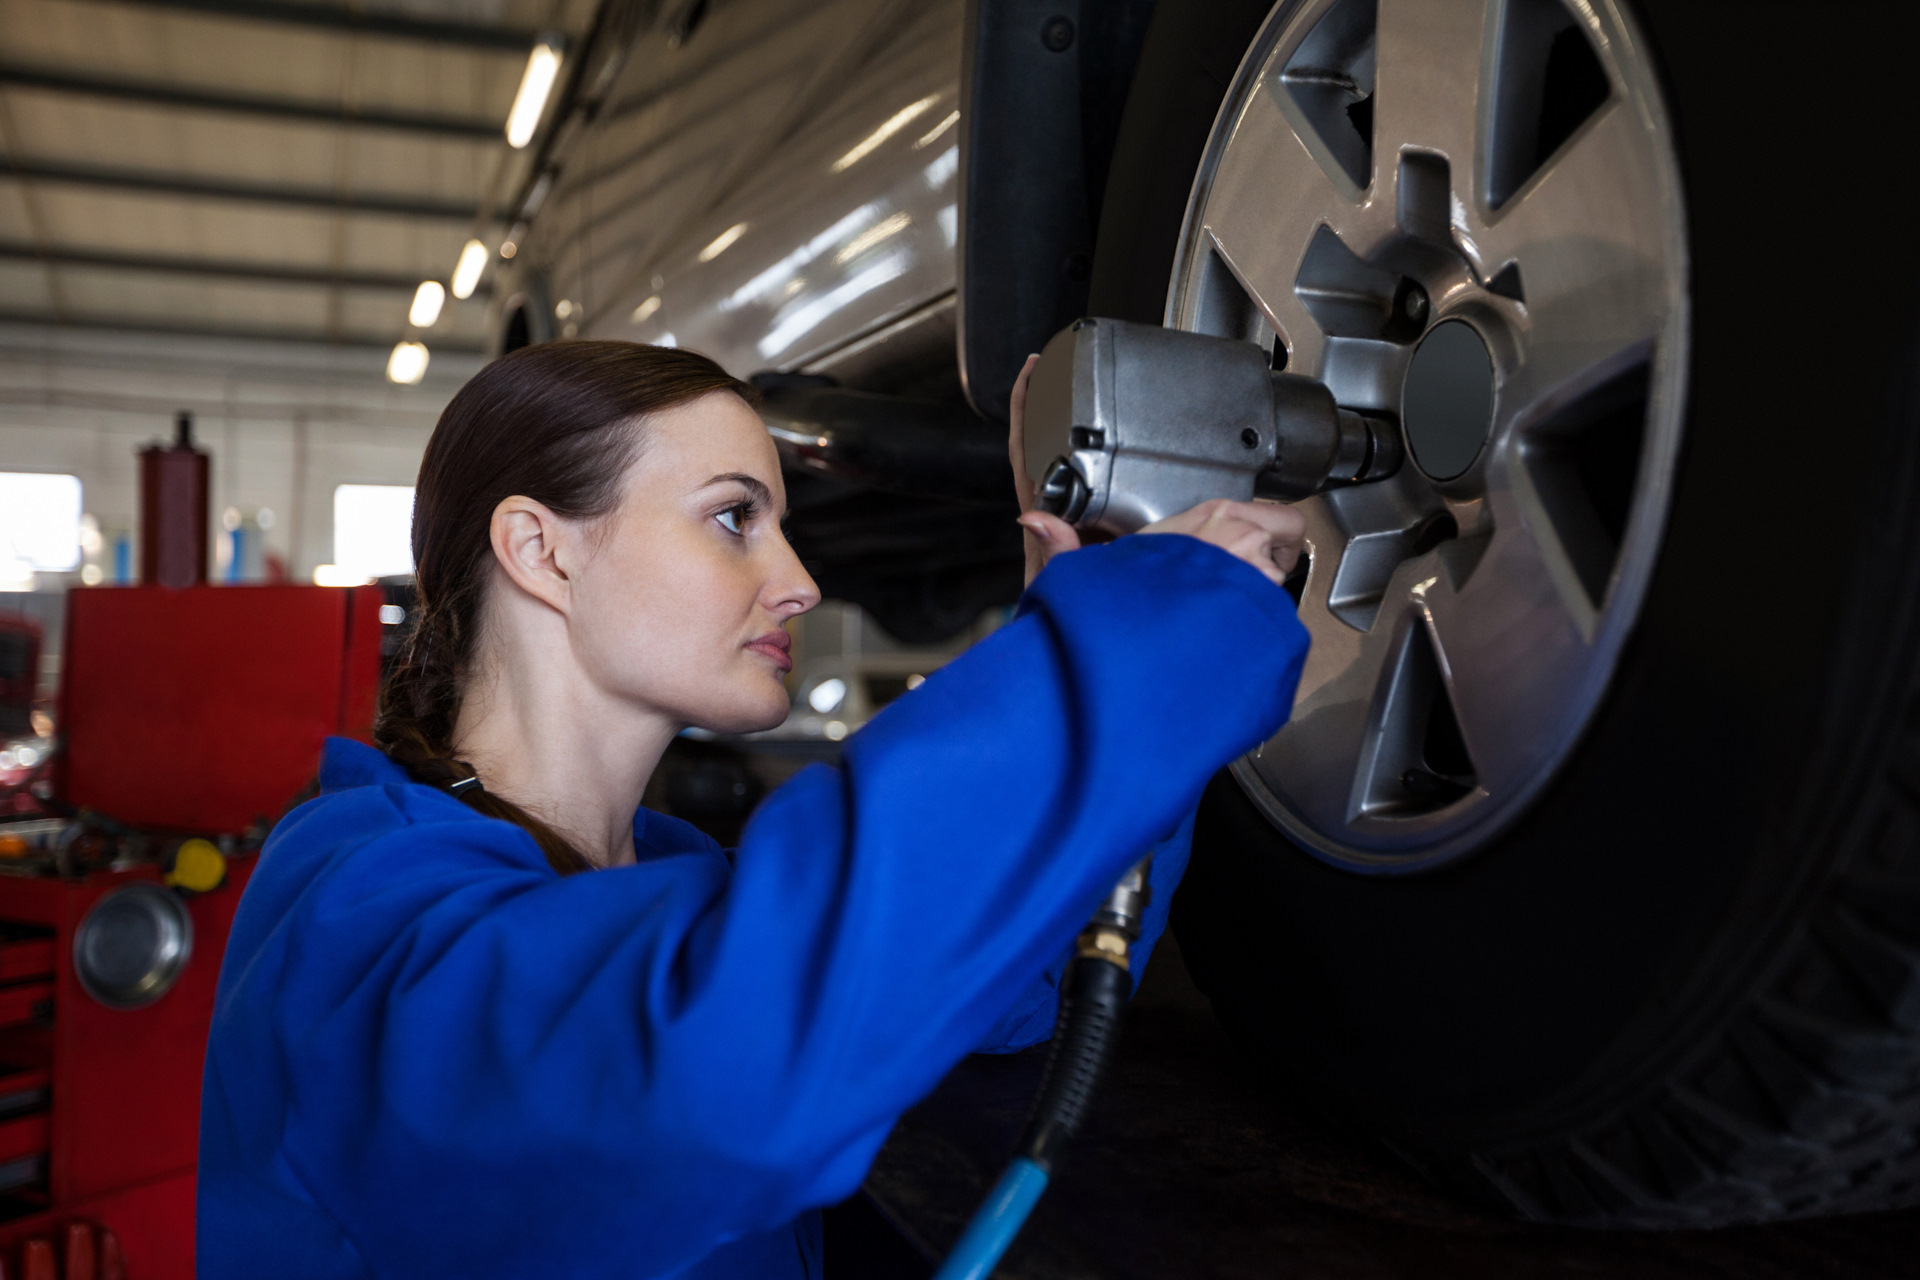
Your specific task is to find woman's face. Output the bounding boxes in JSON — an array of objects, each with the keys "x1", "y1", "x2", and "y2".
[{"x1": 568, "y1": 391, "x2": 820, "y2": 735}]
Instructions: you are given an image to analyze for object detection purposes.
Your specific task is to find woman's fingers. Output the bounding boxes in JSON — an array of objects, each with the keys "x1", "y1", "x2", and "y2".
[
  {"x1": 1141, "y1": 498, "x2": 1306, "y2": 586},
  {"x1": 1008, "y1": 353, "x2": 1041, "y2": 512},
  {"x1": 1016, "y1": 510, "x2": 1081, "y2": 587},
  {"x1": 1010, "y1": 353, "x2": 1068, "y2": 587}
]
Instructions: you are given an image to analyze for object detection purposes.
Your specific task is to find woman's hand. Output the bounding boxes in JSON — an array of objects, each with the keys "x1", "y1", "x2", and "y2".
[
  {"x1": 1140, "y1": 498, "x2": 1306, "y2": 587},
  {"x1": 1008, "y1": 351, "x2": 1308, "y2": 588},
  {"x1": 1009, "y1": 353, "x2": 1080, "y2": 586}
]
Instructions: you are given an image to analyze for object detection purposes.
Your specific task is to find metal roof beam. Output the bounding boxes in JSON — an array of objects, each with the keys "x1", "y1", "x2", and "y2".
[
  {"x1": 0, "y1": 62, "x2": 504, "y2": 139},
  {"x1": 72, "y1": 0, "x2": 546, "y2": 53},
  {"x1": 0, "y1": 240, "x2": 491, "y2": 295},
  {"x1": 2, "y1": 159, "x2": 479, "y2": 220},
  {"x1": 0, "y1": 306, "x2": 487, "y2": 353}
]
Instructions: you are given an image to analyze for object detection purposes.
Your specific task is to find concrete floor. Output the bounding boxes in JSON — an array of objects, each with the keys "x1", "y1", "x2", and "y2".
[{"x1": 858, "y1": 939, "x2": 1920, "y2": 1279}]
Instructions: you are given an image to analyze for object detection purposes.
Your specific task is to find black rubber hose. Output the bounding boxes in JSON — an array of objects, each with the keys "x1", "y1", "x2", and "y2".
[{"x1": 1015, "y1": 954, "x2": 1132, "y2": 1174}]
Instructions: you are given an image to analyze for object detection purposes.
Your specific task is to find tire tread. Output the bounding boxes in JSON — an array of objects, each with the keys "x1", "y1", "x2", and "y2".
[{"x1": 1450, "y1": 674, "x2": 1920, "y2": 1226}]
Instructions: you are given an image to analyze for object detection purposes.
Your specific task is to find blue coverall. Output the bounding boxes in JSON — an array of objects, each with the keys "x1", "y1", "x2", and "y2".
[{"x1": 197, "y1": 534, "x2": 1309, "y2": 1278}]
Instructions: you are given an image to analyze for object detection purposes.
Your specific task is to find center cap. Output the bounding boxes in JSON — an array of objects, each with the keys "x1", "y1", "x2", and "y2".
[{"x1": 1401, "y1": 319, "x2": 1495, "y2": 480}]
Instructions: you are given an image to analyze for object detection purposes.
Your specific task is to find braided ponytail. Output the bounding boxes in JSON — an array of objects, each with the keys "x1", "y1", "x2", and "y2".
[{"x1": 372, "y1": 340, "x2": 758, "y2": 873}]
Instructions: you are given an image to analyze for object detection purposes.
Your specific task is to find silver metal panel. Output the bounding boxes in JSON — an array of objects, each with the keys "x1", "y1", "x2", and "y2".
[{"x1": 525, "y1": 0, "x2": 963, "y2": 379}]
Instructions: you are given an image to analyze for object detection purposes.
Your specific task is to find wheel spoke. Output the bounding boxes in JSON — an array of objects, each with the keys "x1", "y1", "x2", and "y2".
[
  {"x1": 1471, "y1": 100, "x2": 1680, "y2": 338},
  {"x1": 1245, "y1": 505, "x2": 1403, "y2": 839},
  {"x1": 1197, "y1": 84, "x2": 1361, "y2": 367},
  {"x1": 1416, "y1": 527, "x2": 1592, "y2": 798},
  {"x1": 1371, "y1": 0, "x2": 1494, "y2": 179}
]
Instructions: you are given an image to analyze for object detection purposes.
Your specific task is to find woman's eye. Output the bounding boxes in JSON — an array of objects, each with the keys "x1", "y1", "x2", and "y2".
[{"x1": 716, "y1": 503, "x2": 752, "y2": 535}]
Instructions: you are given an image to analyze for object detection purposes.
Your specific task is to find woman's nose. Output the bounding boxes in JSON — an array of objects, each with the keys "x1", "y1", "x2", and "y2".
[{"x1": 764, "y1": 536, "x2": 821, "y2": 618}]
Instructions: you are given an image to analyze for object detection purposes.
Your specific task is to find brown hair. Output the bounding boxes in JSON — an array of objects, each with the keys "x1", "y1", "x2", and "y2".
[{"x1": 374, "y1": 340, "x2": 759, "y2": 873}]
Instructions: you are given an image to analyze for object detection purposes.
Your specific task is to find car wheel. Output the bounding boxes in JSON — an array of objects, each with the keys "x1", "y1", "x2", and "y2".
[{"x1": 1095, "y1": 0, "x2": 1920, "y2": 1226}]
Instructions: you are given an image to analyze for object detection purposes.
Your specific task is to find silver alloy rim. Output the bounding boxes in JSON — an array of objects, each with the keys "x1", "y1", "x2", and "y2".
[{"x1": 1170, "y1": 0, "x2": 1688, "y2": 872}]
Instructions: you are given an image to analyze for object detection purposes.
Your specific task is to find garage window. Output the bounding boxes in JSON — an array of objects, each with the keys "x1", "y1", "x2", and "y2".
[
  {"x1": 0, "y1": 472, "x2": 84, "y2": 574},
  {"x1": 331, "y1": 485, "x2": 416, "y2": 582}
]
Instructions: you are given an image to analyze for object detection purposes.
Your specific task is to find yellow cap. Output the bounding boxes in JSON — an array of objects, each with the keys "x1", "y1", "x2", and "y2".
[{"x1": 166, "y1": 838, "x2": 227, "y2": 893}]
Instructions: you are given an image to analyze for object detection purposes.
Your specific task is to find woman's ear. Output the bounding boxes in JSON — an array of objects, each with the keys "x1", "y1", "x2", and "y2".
[{"x1": 490, "y1": 495, "x2": 578, "y2": 614}]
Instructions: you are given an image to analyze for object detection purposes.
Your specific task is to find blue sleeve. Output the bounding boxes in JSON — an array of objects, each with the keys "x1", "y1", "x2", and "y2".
[{"x1": 202, "y1": 534, "x2": 1306, "y2": 1280}]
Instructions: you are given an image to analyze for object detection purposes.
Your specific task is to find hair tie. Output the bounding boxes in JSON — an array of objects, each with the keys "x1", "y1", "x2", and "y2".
[{"x1": 447, "y1": 775, "x2": 484, "y2": 797}]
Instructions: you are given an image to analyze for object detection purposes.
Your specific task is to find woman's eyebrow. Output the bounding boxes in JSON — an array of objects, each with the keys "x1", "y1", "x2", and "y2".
[{"x1": 699, "y1": 472, "x2": 782, "y2": 515}]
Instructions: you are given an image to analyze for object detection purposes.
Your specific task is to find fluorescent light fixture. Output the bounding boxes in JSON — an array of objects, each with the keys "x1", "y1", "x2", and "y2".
[
  {"x1": 915, "y1": 110, "x2": 959, "y2": 149},
  {"x1": 387, "y1": 340, "x2": 430, "y2": 385},
  {"x1": 831, "y1": 95, "x2": 940, "y2": 173},
  {"x1": 506, "y1": 40, "x2": 563, "y2": 149},
  {"x1": 450, "y1": 239, "x2": 488, "y2": 300},
  {"x1": 631, "y1": 295, "x2": 662, "y2": 323},
  {"x1": 697, "y1": 223, "x2": 748, "y2": 263},
  {"x1": 409, "y1": 280, "x2": 446, "y2": 327}
]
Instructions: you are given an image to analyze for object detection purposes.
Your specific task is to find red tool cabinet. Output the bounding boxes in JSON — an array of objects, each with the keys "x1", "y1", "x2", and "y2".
[
  {"x1": 0, "y1": 581, "x2": 386, "y2": 1275},
  {"x1": 56, "y1": 585, "x2": 385, "y2": 836},
  {"x1": 0, "y1": 860, "x2": 252, "y2": 1278}
]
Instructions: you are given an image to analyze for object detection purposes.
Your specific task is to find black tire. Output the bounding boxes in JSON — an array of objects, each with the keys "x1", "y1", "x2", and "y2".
[{"x1": 1097, "y1": 0, "x2": 1920, "y2": 1227}]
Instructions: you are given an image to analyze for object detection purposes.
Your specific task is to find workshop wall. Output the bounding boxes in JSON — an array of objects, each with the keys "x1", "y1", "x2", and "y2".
[{"x1": 0, "y1": 323, "x2": 477, "y2": 694}]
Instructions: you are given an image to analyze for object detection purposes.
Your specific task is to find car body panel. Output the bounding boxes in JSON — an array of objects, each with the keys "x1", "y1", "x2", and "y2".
[{"x1": 513, "y1": 0, "x2": 963, "y2": 380}]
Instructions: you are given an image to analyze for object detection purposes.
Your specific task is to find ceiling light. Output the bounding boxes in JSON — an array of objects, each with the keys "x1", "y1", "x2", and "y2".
[
  {"x1": 831, "y1": 95, "x2": 940, "y2": 173},
  {"x1": 697, "y1": 223, "x2": 748, "y2": 263},
  {"x1": 450, "y1": 239, "x2": 488, "y2": 300},
  {"x1": 631, "y1": 295, "x2": 662, "y2": 323},
  {"x1": 506, "y1": 39, "x2": 563, "y2": 149},
  {"x1": 386, "y1": 341, "x2": 430, "y2": 385},
  {"x1": 409, "y1": 281, "x2": 446, "y2": 328}
]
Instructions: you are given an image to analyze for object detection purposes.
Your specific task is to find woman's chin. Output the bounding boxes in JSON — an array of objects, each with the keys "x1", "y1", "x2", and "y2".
[{"x1": 692, "y1": 692, "x2": 791, "y2": 738}]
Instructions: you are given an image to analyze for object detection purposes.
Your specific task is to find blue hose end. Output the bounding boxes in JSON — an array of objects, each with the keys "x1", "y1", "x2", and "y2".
[{"x1": 930, "y1": 1156, "x2": 1051, "y2": 1280}]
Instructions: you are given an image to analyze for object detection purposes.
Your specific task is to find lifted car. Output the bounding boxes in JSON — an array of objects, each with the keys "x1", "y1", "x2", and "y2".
[{"x1": 494, "y1": 0, "x2": 1920, "y2": 1230}]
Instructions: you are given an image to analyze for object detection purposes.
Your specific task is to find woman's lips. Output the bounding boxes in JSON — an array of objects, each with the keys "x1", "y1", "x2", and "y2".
[{"x1": 745, "y1": 631, "x2": 793, "y2": 673}]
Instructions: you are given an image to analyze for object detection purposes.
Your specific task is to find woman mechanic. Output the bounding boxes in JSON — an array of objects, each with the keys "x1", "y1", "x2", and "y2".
[{"x1": 198, "y1": 340, "x2": 1309, "y2": 1278}]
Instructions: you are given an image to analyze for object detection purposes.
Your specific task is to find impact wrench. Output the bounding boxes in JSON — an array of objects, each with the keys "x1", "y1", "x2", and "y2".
[{"x1": 931, "y1": 317, "x2": 1406, "y2": 1280}]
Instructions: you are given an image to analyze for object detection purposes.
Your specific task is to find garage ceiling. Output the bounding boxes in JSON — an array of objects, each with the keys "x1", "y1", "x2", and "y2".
[{"x1": 0, "y1": 0, "x2": 599, "y2": 357}]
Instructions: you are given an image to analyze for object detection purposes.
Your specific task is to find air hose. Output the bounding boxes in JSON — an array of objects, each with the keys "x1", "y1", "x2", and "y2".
[{"x1": 931, "y1": 857, "x2": 1151, "y2": 1280}]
